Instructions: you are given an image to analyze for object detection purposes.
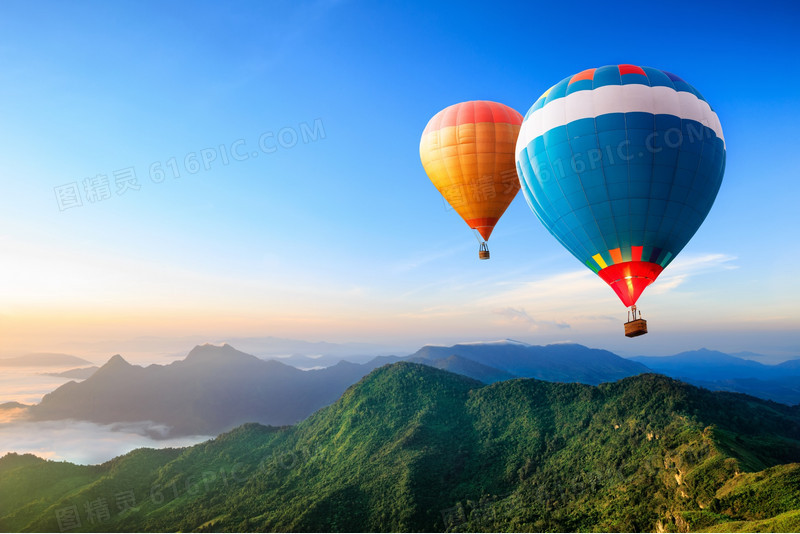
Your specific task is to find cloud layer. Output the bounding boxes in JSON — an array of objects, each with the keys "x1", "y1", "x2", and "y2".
[{"x1": 0, "y1": 419, "x2": 212, "y2": 465}]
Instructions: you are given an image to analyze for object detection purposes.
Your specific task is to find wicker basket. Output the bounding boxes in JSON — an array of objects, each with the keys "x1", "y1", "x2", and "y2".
[
  {"x1": 479, "y1": 250, "x2": 490, "y2": 260},
  {"x1": 624, "y1": 318, "x2": 648, "y2": 337}
]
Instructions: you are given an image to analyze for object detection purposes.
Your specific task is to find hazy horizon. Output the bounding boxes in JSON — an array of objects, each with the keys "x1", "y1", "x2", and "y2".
[{"x1": 3, "y1": 329, "x2": 800, "y2": 371}]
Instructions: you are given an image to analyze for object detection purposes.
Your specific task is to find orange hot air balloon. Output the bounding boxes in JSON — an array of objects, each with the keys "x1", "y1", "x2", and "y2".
[{"x1": 420, "y1": 101, "x2": 523, "y2": 259}]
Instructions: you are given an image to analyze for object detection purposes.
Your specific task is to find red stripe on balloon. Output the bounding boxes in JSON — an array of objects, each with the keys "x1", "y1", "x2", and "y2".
[
  {"x1": 619, "y1": 64, "x2": 646, "y2": 76},
  {"x1": 597, "y1": 261, "x2": 664, "y2": 307}
]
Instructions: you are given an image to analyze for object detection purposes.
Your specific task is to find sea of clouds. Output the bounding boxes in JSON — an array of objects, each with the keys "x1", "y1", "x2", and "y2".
[
  {"x1": 0, "y1": 366, "x2": 212, "y2": 465},
  {"x1": 0, "y1": 418, "x2": 213, "y2": 465}
]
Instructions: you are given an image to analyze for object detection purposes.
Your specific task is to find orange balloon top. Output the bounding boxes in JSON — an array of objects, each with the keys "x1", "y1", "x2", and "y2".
[{"x1": 420, "y1": 101, "x2": 523, "y2": 241}]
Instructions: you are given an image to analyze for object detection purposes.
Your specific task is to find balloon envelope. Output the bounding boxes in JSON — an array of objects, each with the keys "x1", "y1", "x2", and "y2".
[
  {"x1": 420, "y1": 101, "x2": 523, "y2": 241},
  {"x1": 516, "y1": 65, "x2": 726, "y2": 306}
]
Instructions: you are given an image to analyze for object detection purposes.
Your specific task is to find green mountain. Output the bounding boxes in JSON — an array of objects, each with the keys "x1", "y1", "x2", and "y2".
[
  {"x1": 410, "y1": 353, "x2": 517, "y2": 382},
  {"x1": 2, "y1": 363, "x2": 800, "y2": 532}
]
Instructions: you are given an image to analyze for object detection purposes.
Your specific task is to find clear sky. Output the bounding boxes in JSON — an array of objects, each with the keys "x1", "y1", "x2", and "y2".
[{"x1": 0, "y1": 0, "x2": 798, "y2": 359}]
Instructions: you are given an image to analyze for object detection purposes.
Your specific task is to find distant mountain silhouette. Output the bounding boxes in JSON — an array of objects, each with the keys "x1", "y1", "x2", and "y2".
[
  {"x1": 214, "y1": 335, "x2": 403, "y2": 367},
  {"x1": 30, "y1": 344, "x2": 387, "y2": 436},
  {"x1": 0, "y1": 353, "x2": 93, "y2": 367},
  {"x1": 411, "y1": 340, "x2": 649, "y2": 384},
  {"x1": 41, "y1": 366, "x2": 99, "y2": 379},
  {"x1": 631, "y1": 349, "x2": 777, "y2": 380},
  {"x1": 26, "y1": 341, "x2": 651, "y2": 436},
  {"x1": 778, "y1": 358, "x2": 800, "y2": 371},
  {"x1": 686, "y1": 376, "x2": 800, "y2": 406},
  {"x1": 630, "y1": 349, "x2": 800, "y2": 404},
  {"x1": 368, "y1": 351, "x2": 517, "y2": 383}
]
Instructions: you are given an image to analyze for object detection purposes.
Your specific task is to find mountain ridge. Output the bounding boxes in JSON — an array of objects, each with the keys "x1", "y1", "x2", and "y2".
[
  {"x1": 19, "y1": 341, "x2": 800, "y2": 441},
  {"x1": 2, "y1": 364, "x2": 800, "y2": 532},
  {"x1": 630, "y1": 349, "x2": 800, "y2": 404},
  {"x1": 28, "y1": 345, "x2": 366, "y2": 436},
  {"x1": 411, "y1": 341, "x2": 649, "y2": 384},
  {"x1": 24, "y1": 341, "x2": 652, "y2": 436}
]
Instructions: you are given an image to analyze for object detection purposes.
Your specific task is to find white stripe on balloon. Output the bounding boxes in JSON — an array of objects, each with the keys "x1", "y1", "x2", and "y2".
[{"x1": 516, "y1": 84, "x2": 725, "y2": 159}]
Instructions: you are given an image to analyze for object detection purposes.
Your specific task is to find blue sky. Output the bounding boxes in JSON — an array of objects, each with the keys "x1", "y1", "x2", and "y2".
[{"x1": 0, "y1": 0, "x2": 798, "y2": 358}]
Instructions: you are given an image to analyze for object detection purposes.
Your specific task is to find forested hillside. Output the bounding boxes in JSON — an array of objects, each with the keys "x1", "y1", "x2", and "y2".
[{"x1": 2, "y1": 363, "x2": 799, "y2": 532}]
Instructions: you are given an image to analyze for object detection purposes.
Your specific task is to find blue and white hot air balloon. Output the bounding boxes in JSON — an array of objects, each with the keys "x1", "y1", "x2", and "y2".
[{"x1": 515, "y1": 65, "x2": 726, "y2": 335}]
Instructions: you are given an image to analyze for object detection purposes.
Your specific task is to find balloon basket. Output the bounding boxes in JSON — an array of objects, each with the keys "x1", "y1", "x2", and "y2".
[
  {"x1": 624, "y1": 318, "x2": 648, "y2": 337},
  {"x1": 478, "y1": 242, "x2": 490, "y2": 260}
]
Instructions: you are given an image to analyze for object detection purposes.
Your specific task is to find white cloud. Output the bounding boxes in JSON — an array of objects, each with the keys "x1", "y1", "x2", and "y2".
[
  {"x1": 493, "y1": 307, "x2": 570, "y2": 330},
  {"x1": 0, "y1": 420, "x2": 212, "y2": 465},
  {"x1": 475, "y1": 253, "x2": 739, "y2": 313},
  {"x1": 648, "y1": 253, "x2": 738, "y2": 295},
  {"x1": 477, "y1": 269, "x2": 611, "y2": 313},
  {"x1": 396, "y1": 252, "x2": 742, "y2": 338}
]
